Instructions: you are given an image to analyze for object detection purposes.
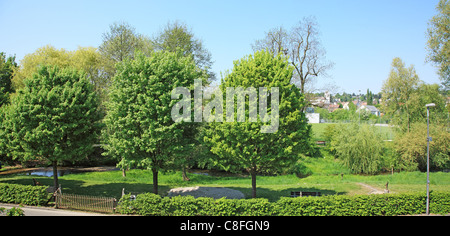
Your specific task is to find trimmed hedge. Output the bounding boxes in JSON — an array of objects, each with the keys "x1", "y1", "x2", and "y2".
[
  {"x1": 0, "y1": 183, "x2": 51, "y2": 206},
  {"x1": 117, "y1": 192, "x2": 450, "y2": 216}
]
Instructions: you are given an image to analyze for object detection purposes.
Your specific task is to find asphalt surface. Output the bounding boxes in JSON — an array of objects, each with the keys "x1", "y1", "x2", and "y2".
[{"x1": 0, "y1": 203, "x2": 113, "y2": 216}]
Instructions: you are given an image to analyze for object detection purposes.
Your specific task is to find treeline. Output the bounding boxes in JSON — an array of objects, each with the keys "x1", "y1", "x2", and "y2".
[{"x1": 0, "y1": 20, "x2": 323, "y2": 198}]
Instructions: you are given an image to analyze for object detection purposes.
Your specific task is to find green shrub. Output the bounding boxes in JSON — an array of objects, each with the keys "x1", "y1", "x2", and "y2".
[
  {"x1": 0, "y1": 183, "x2": 50, "y2": 206},
  {"x1": 117, "y1": 192, "x2": 450, "y2": 216}
]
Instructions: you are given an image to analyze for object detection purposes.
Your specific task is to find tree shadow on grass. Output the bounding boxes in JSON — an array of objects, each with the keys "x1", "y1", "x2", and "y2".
[{"x1": 0, "y1": 174, "x2": 346, "y2": 202}]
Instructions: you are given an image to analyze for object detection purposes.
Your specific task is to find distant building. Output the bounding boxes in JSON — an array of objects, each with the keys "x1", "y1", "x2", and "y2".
[
  {"x1": 306, "y1": 113, "x2": 320, "y2": 123},
  {"x1": 358, "y1": 105, "x2": 380, "y2": 116}
]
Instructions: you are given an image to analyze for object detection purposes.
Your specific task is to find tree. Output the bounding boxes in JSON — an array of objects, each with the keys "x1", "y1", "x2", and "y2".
[
  {"x1": 98, "y1": 21, "x2": 153, "y2": 83},
  {"x1": 0, "y1": 52, "x2": 17, "y2": 106},
  {"x1": 394, "y1": 123, "x2": 450, "y2": 171},
  {"x1": 331, "y1": 123, "x2": 385, "y2": 174},
  {"x1": 4, "y1": 65, "x2": 101, "y2": 188},
  {"x1": 12, "y1": 45, "x2": 105, "y2": 94},
  {"x1": 381, "y1": 57, "x2": 420, "y2": 132},
  {"x1": 203, "y1": 50, "x2": 312, "y2": 198},
  {"x1": 427, "y1": 0, "x2": 450, "y2": 90},
  {"x1": 153, "y1": 21, "x2": 215, "y2": 82},
  {"x1": 103, "y1": 51, "x2": 204, "y2": 194},
  {"x1": 252, "y1": 17, "x2": 334, "y2": 95}
]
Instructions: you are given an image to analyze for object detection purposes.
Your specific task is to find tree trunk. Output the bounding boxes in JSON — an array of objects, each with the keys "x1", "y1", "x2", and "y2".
[
  {"x1": 152, "y1": 167, "x2": 158, "y2": 194},
  {"x1": 182, "y1": 165, "x2": 190, "y2": 181},
  {"x1": 52, "y1": 161, "x2": 59, "y2": 189},
  {"x1": 122, "y1": 168, "x2": 126, "y2": 177},
  {"x1": 251, "y1": 171, "x2": 257, "y2": 198}
]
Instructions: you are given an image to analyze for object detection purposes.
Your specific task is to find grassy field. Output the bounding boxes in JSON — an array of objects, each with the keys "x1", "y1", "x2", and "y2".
[
  {"x1": 1, "y1": 165, "x2": 449, "y2": 202},
  {"x1": 0, "y1": 123, "x2": 447, "y2": 202}
]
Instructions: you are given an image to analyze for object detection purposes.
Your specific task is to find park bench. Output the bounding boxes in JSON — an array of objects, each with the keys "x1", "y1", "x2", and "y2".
[
  {"x1": 290, "y1": 191, "x2": 322, "y2": 197},
  {"x1": 315, "y1": 141, "x2": 326, "y2": 146}
]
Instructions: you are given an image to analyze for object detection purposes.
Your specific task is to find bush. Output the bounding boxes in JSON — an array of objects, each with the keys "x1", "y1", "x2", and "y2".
[
  {"x1": 0, "y1": 183, "x2": 50, "y2": 206},
  {"x1": 117, "y1": 192, "x2": 450, "y2": 216},
  {"x1": 330, "y1": 123, "x2": 385, "y2": 174}
]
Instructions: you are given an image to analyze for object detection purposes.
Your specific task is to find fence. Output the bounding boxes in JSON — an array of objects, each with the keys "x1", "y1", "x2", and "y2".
[{"x1": 55, "y1": 190, "x2": 117, "y2": 213}]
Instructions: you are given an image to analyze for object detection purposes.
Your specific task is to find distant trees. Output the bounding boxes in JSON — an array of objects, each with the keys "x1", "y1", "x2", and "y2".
[
  {"x1": 252, "y1": 16, "x2": 334, "y2": 95},
  {"x1": 381, "y1": 58, "x2": 421, "y2": 132},
  {"x1": 153, "y1": 21, "x2": 215, "y2": 82},
  {"x1": 381, "y1": 57, "x2": 447, "y2": 132}
]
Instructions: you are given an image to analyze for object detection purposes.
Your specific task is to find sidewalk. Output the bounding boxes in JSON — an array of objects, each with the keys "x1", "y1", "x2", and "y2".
[{"x1": 0, "y1": 203, "x2": 114, "y2": 216}]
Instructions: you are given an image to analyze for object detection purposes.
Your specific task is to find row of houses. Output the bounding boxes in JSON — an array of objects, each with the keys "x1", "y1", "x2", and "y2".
[{"x1": 307, "y1": 91, "x2": 381, "y2": 123}]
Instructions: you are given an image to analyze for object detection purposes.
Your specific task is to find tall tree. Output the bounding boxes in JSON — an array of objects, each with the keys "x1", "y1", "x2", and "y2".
[
  {"x1": 252, "y1": 17, "x2": 334, "y2": 95},
  {"x1": 427, "y1": 0, "x2": 450, "y2": 90},
  {"x1": 99, "y1": 21, "x2": 153, "y2": 82},
  {"x1": 4, "y1": 65, "x2": 101, "y2": 188},
  {"x1": 381, "y1": 57, "x2": 420, "y2": 132},
  {"x1": 203, "y1": 50, "x2": 312, "y2": 198},
  {"x1": 153, "y1": 21, "x2": 215, "y2": 82},
  {"x1": 103, "y1": 51, "x2": 204, "y2": 194}
]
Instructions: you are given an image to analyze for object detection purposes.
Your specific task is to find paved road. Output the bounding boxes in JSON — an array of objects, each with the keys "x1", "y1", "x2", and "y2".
[{"x1": 0, "y1": 203, "x2": 112, "y2": 216}]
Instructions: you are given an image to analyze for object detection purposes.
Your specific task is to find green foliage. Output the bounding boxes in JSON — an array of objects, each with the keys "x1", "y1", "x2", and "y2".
[
  {"x1": 394, "y1": 123, "x2": 450, "y2": 171},
  {"x1": 0, "y1": 52, "x2": 17, "y2": 107},
  {"x1": 103, "y1": 50, "x2": 205, "y2": 193},
  {"x1": 329, "y1": 123, "x2": 385, "y2": 174},
  {"x1": 427, "y1": 0, "x2": 450, "y2": 90},
  {"x1": 203, "y1": 50, "x2": 312, "y2": 197},
  {"x1": 381, "y1": 57, "x2": 421, "y2": 132},
  {"x1": 0, "y1": 183, "x2": 50, "y2": 206},
  {"x1": 153, "y1": 21, "x2": 215, "y2": 82},
  {"x1": 117, "y1": 192, "x2": 450, "y2": 216},
  {"x1": 5, "y1": 207, "x2": 25, "y2": 216},
  {"x1": 3, "y1": 65, "x2": 102, "y2": 187},
  {"x1": 7, "y1": 65, "x2": 102, "y2": 161}
]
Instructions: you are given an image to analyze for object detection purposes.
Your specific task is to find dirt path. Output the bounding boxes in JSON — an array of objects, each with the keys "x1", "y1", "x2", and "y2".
[{"x1": 357, "y1": 182, "x2": 386, "y2": 194}]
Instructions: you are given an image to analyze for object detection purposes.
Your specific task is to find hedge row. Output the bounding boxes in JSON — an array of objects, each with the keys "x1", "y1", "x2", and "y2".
[
  {"x1": 117, "y1": 192, "x2": 450, "y2": 216},
  {"x1": 0, "y1": 183, "x2": 51, "y2": 206}
]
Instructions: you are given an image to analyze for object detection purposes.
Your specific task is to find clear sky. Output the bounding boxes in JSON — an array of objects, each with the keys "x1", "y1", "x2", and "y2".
[{"x1": 0, "y1": 0, "x2": 442, "y2": 94}]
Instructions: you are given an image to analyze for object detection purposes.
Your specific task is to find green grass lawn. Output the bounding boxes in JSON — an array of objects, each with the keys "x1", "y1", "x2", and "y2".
[
  {"x1": 0, "y1": 123, "x2": 445, "y2": 202},
  {"x1": 1, "y1": 165, "x2": 448, "y2": 202}
]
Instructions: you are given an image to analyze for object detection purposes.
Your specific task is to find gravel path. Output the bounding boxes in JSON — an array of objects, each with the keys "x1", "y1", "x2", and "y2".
[{"x1": 357, "y1": 183, "x2": 386, "y2": 194}]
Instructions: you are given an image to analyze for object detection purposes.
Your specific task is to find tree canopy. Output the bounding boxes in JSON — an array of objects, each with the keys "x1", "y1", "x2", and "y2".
[
  {"x1": 103, "y1": 51, "x2": 205, "y2": 194},
  {"x1": 2, "y1": 65, "x2": 102, "y2": 187},
  {"x1": 203, "y1": 50, "x2": 312, "y2": 198}
]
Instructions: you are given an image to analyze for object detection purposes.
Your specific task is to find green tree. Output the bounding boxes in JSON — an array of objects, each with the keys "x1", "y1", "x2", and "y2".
[
  {"x1": 4, "y1": 65, "x2": 102, "y2": 188},
  {"x1": 332, "y1": 123, "x2": 385, "y2": 174},
  {"x1": 0, "y1": 52, "x2": 17, "y2": 106},
  {"x1": 381, "y1": 57, "x2": 421, "y2": 132},
  {"x1": 99, "y1": 21, "x2": 153, "y2": 81},
  {"x1": 203, "y1": 50, "x2": 312, "y2": 198},
  {"x1": 11, "y1": 45, "x2": 105, "y2": 100},
  {"x1": 103, "y1": 51, "x2": 204, "y2": 194},
  {"x1": 427, "y1": 0, "x2": 450, "y2": 90},
  {"x1": 394, "y1": 123, "x2": 450, "y2": 171},
  {"x1": 153, "y1": 21, "x2": 215, "y2": 82}
]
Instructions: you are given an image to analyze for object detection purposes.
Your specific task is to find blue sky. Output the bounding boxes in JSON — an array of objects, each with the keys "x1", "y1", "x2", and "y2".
[{"x1": 0, "y1": 0, "x2": 442, "y2": 94}]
